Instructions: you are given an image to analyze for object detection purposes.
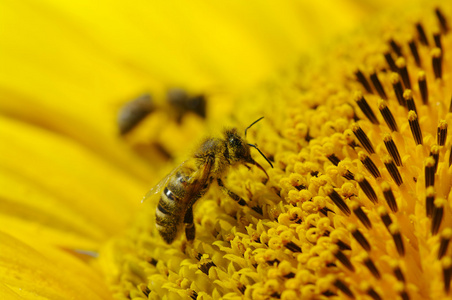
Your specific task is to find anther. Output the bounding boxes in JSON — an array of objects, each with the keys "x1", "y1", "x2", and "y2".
[
  {"x1": 367, "y1": 287, "x2": 382, "y2": 300},
  {"x1": 416, "y1": 23, "x2": 429, "y2": 46},
  {"x1": 352, "y1": 124, "x2": 375, "y2": 154},
  {"x1": 432, "y1": 48, "x2": 443, "y2": 79},
  {"x1": 426, "y1": 186, "x2": 435, "y2": 218},
  {"x1": 432, "y1": 198, "x2": 446, "y2": 235},
  {"x1": 351, "y1": 203, "x2": 372, "y2": 229},
  {"x1": 434, "y1": 32, "x2": 443, "y2": 51},
  {"x1": 449, "y1": 96, "x2": 452, "y2": 113},
  {"x1": 378, "y1": 100, "x2": 398, "y2": 132},
  {"x1": 384, "y1": 52, "x2": 398, "y2": 72},
  {"x1": 333, "y1": 279, "x2": 355, "y2": 298},
  {"x1": 443, "y1": 257, "x2": 452, "y2": 294},
  {"x1": 359, "y1": 152, "x2": 381, "y2": 178},
  {"x1": 430, "y1": 144, "x2": 439, "y2": 172},
  {"x1": 355, "y1": 174, "x2": 378, "y2": 204},
  {"x1": 418, "y1": 71, "x2": 428, "y2": 105},
  {"x1": 384, "y1": 156, "x2": 403, "y2": 186},
  {"x1": 438, "y1": 228, "x2": 452, "y2": 259},
  {"x1": 408, "y1": 111, "x2": 423, "y2": 145},
  {"x1": 327, "y1": 153, "x2": 341, "y2": 166},
  {"x1": 389, "y1": 224, "x2": 405, "y2": 256},
  {"x1": 284, "y1": 241, "x2": 302, "y2": 253},
  {"x1": 382, "y1": 181, "x2": 398, "y2": 212},
  {"x1": 353, "y1": 92, "x2": 379, "y2": 125},
  {"x1": 408, "y1": 40, "x2": 421, "y2": 67},
  {"x1": 370, "y1": 73, "x2": 387, "y2": 99},
  {"x1": 355, "y1": 70, "x2": 373, "y2": 94},
  {"x1": 403, "y1": 90, "x2": 417, "y2": 114},
  {"x1": 348, "y1": 224, "x2": 371, "y2": 251},
  {"x1": 332, "y1": 245, "x2": 355, "y2": 272},
  {"x1": 389, "y1": 39, "x2": 403, "y2": 57},
  {"x1": 392, "y1": 262, "x2": 406, "y2": 282},
  {"x1": 419, "y1": 161, "x2": 435, "y2": 191},
  {"x1": 325, "y1": 185, "x2": 351, "y2": 216},
  {"x1": 438, "y1": 120, "x2": 448, "y2": 146},
  {"x1": 450, "y1": 145, "x2": 452, "y2": 166},
  {"x1": 390, "y1": 73, "x2": 405, "y2": 107},
  {"x1": 383, "y1": 134, "x2": 402, "y2": 166},
  {"x1": 378, "y1": 206, "x2": 392, "y2": 229},
  {"x1": 396, "y1": 57, "x2": 411, "y2": 89},
  {"x1": 435, "y1": 8, "x2": 449, "y2": 33},
  {"x1": 363, "y1": 256, "x2": 381, "y2": 279}
]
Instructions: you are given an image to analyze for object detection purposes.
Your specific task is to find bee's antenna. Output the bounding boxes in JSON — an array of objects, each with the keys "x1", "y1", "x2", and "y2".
[
  {"x1": 245, "y1": 116, "x2": 264, "y2": 138},
  {"x1": 248, "y1": 143, "x2": 273, "y2": 168}
]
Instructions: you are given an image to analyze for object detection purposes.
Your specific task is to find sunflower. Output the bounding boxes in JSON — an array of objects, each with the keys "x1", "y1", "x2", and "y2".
[{"x1": 1, "y1": 0, "x2": 450, "y2": 299}]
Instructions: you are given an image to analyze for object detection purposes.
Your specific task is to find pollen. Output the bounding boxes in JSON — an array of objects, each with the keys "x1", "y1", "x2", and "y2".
[{"x1": 102, "y1": 5, "x2": 452, "y2": 300}]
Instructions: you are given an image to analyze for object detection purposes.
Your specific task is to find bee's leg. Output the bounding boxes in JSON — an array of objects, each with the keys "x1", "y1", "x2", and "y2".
[
  {"x1": 184, "y1": 205, "x2": 195, "y2": 241},
  {"x1": 217, "y1": 178, "x2": 263, "y2": 215},
  {"x1": 217, "y1": 178, "x2": 247, "y2": 206}
]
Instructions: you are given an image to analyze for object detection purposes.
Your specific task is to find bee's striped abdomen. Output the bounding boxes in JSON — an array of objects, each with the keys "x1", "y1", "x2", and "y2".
[{"x1": 155, "y1": 172, "x2": 189, "y2": 244}]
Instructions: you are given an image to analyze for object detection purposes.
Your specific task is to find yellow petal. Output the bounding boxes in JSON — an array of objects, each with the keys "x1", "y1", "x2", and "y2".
[{"x1": 0, "y1": 231, "x2": 112, "y2": 300}]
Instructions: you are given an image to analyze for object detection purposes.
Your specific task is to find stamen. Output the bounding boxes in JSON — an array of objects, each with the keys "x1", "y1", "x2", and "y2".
[
  {"x1": 408, "y1": 40, "x2": 421, "y2": 67},
  {"x1": 389, "y1": 39, "x2": 403, "y2": 57},
  {"x1": 408, "y1": 110, "x2": 423, "y2": 145},
  {"x1": 348, "y1": 224, "x2": 371, "y2": 251},
  {"x1": 332, "y1": 245, "x2": 355, "y2": 272},
  {"x1": 378, "y1": 100, "x2": 398, "y2": 132},
  {"x1": 384, "y1": 156, "x2": 403, "y2": 186},
  {"x1": 352, "y1": 123, "x2": 375, "y2": 154},
  {"x1": 359, "y1": 152, "x2": 381, "y2": 178},
  {"x1": 367, "y1": 287, "x2": 382, "y2": 300},
  {"x1": 389, "y1": 224, "x2": 405, "y2": 256},
  {"x1": 432, "y1": 198, "x2": 446, "y2": 235},
  {"x1": 370, "y1": 73, "x2": 387, "y2": 99},
  {"x1": 435, "y1": 8, "x2": 449, "y2": 33},
  {"x1": 382, "y1": 181, "x2": 398, "y2": 212},
  {"x1": 438, "y1": 120, "x2": 448, "y2": 146},
  {"x1": 355, "y1": 173, "x2": 378, "y2": 204},
  {"x1": 325, "y1": 185, "x2": 351, "y2": 216},
  {"x1": 430, "y1": 145, "x2": 439, "y2": 172},
  {"x1": 355, "y1": 70, "x2": 373, "y2": 93},
  {"x1": 396, "y1": 57, "x2": 411, "y2": 89},
  {"x1": 418, "y1": 71, "x2": 428, "y2": 105},
  {"x1": 426, "y1": 186, "x2": 435, "y2": 218},
  {"x1": 416, "y1": 23, "x2": 429, "y2": 46},
  {"x1": 378, "y1": 206, "x2": 392, "y2": 229},
  {"x1": 333, "y1": 279, "x2": 355, "y2": 298},
  {"x1": 383, "y1": 133, "x2": 402, "y2": 166},
  {"x1": 327, "y1": 153, "x2": 340, "y2": 166},
  {"x1": 432, "y1": 48, "x2": 443, "y2": 79},
  {"x1": 390, "y1": 73, "x2": 405, "y2": 107},
  {"x1": 400, "y1": 290, "x2": 410, "y2": 300},
  {"x1": 384, "y1": 52, "x2": 398, "y2": 72},
  {"x1": 403, "y1": 90, "x2": 417, "y2": 114},
  {"x1": 391, "y1": 261, "x2": 406, "y2": 282},
  {"x1": 444, "y1": 257, "x2": 452, "y2": 294},
  {"x1": 351, "y1": 202, "x2": 372, "y2": 229},
  {"x1": 353, "y1": 92, "x2": 379, "y2": 125},
  {"x1": 450, "y1": 145, "x2": 452, "y2": 166},
  {"x1": 363, "y1": 256, "x2": 381, "y2": 279},
  {"x1": 434, "y1": 32, "x2": 443, "y2": 50},
  {"x1": 438, "y1": 228, "x2": 452, "y2": 259}
]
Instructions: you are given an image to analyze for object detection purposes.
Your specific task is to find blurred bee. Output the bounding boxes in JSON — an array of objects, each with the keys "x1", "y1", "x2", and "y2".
[
  {"x1": 143, "y1": 117, "x2": 273, "y2": 244},
  {"x1": 117, "y1": 89, "x2": 206, "y2": 135}
]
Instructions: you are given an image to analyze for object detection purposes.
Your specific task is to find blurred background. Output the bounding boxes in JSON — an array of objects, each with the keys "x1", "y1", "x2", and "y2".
[{"x1": 0, "y1": 0, "x2": 403, "y2": 250}]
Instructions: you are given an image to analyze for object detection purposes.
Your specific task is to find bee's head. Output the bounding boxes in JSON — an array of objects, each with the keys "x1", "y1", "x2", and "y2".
[
  {"x1": 224, "y1": 117, "x2": 273, "y2": 177},
  {"x1": 225, "y1": 128, "x2": 253, "y2": 164}
]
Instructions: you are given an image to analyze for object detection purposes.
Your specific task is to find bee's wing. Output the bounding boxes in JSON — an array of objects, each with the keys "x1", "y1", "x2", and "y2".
[{"x1": 141, "y1": 161, "x2": 186, "y2": 203}]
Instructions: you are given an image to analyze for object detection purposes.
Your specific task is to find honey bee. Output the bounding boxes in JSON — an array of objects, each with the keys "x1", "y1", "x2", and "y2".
[{"x1": 143, "y1": 117, "x2": 273, "y2": 244}]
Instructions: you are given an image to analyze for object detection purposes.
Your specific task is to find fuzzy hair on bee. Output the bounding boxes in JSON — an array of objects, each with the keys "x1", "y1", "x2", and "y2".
[{"x1": 142, "y1": 117, "x2": 273, "y2": 244}]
